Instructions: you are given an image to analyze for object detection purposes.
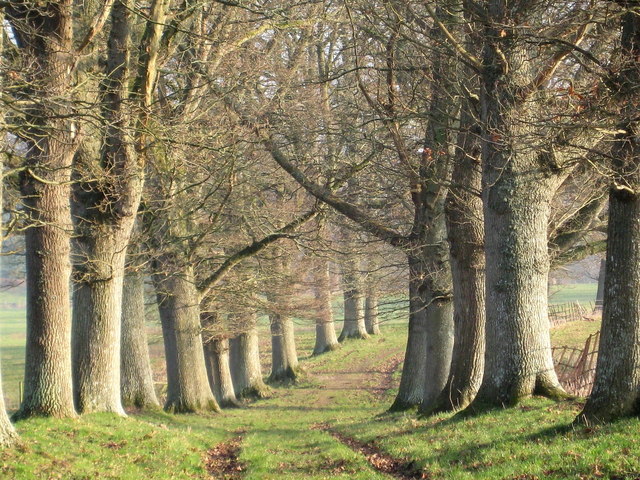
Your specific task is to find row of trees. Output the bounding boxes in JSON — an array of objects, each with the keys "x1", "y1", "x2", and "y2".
[{"x1": 0, "y1": 0, "x2": 638, "y2": 446}]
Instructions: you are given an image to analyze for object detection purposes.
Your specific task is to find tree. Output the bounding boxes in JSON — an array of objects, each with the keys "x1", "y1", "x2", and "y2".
[
  {"x1": 266, "y1": 253, "x2": 301, "y2": 383},
  {"x1": 312, "y1": 256, "x2": 340, "y2": 354},
  {"x1": 7, "y1": 0, "x2": 80, "y2": 419},
  {"x1": 229, "y1": 312, "x2": 270, "y2": 399},
  {"x1": 202, "y1": 312, "x2": 240, "y2": 408},
  {"x1": 466, "y1": 0, "x2": 605, "y2": 407},
  {"x1": 338, "y1": 249, "x2": 368, "y2": 341},
  {"x1": 120, "y1": 244, "x2": 159, "y2": 409},
  {"x1": 71, "y1": 0, "x2": 170, "y2": 415},
  {"x1": 577, "y1": 2, "x2": 640, "y2": 424}
]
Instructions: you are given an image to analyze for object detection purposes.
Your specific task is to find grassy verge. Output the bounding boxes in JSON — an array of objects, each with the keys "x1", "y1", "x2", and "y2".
[{"x1": 1, "y1": 322, "x2": 638, "y2": 479}]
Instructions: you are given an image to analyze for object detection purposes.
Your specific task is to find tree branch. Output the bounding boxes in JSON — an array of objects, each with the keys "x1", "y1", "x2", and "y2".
[
  {"x1": 76, "y1": 0, "x2": 115, "y2": 53},
  {"x1": 197, "y1": 208, "x2": 320, "y2": 300}
]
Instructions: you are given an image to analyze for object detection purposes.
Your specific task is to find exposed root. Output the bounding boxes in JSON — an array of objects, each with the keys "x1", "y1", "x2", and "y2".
[
  {"x1": 205, "y1": 432, "x2": 246, "y2": 479},
  {"x1": 313, "y1": 423, "x2": 426, "y2": 479}
]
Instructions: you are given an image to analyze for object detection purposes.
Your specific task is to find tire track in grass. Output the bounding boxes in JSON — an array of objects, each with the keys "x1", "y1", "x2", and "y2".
[
  {"x1": 313, "y1": 423, "x2": 427, "y2": 479},
  {"x1": 205, "y1": 430, "x2": 246, "y2": 479}
]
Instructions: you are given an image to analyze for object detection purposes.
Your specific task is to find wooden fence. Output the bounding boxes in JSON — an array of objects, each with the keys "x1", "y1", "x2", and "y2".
[
  {"x1": 548, "y1": 301, "x2": 593, "y2": 327},
  {"x1": 552, "y1": 331, "x2": 600, "y2": 397}
]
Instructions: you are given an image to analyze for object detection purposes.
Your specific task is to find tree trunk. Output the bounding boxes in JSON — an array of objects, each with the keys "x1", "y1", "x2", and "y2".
[
  {"x1": 391, "y1": 247, "x2": 454, "y2": 412},
  {"x1": 0, "y1": 139, "x2": 17, "y2": 445},
  {"x1": 204, "y1": 338, "x2": 240, "y2": 408},
  {"x1": 120, "y1": 270, "x2": 159, "y2": 409},
  {"x1": 153, "y1": 261, "x2": 219, "y2": 413},
  {"x1": 72, "y1": 234, "x2": 129, "y2": 415},
  {"x1": 72, "y1": 0, "x2": 145, "y2": 415},
  {"x1": 432, "y1": 95, "x2": 486, "y2": 413},
  {"x1": 268, "y1": 311, "x2": 300, "y2": 383},
  {"x1": 339, "y1": 258, "x2": 368, "y2": 341},
  {"x1": 313, "y1": 259, "x2": 340, "y2": 354},
  {"x1": 577, "y1": 8, "x2": 640, "y2": 425},
  {"x1": 471, "y1": 13, "x2": 565, "y2": 407},
  {"x1": 594, "y1": 258, "x2": 605, "y2": 311},
  {"x1": 0, "y1": 361, "x2": 16, "y2": 446},
  {"x1": 476, "y1": 161, "x2": 565, "y2": 406},
  {"x1": 364, "y1": 290, "x2": 381, "y2": 336},
  {"x1": 230, "y1": 324, "x2": 270, "y2": 399},
  {"x1": 9, "y1": 2, "x2": 78, "y2": 420},
  {"x1": 579, "y1": 186, "x2": 640, "y2": 423}
]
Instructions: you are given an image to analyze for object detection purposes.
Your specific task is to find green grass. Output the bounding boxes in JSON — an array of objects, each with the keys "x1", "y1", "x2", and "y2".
[
  {"x1": 551, "y1": 319, "x2": 601, "y2": 350},
  {"x1": 2, "y1": 286, "x2": 633, "y2": 479},
  {"x1": 549, "y1": 283, "x2": 598, "y2": 305},
  {"x1": 2, "y1": 322, "x2": 638, "y2": 479}
]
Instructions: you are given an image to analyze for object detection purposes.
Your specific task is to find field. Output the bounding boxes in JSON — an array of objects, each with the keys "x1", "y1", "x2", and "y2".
[{"x1": 1, "y1": 282, "x2": 633, "y2": 479}]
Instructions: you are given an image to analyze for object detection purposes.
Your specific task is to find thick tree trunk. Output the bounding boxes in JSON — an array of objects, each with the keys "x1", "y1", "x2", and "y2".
[
  {"x1": 313, "y1": 259, "x2": 340, "y2": 354},
  {"x1": 230, "y1": 324, "x2": 270, "y2": 399},
  {"x1": 204, "y1": 338, "x2": 240, "y2": 408},
  {"x1": 120, "y1": 270, "x2": 159, "y2": 409},
  {"x1": 72, "y1": 233, "x2": 131, "y2": 415},
  {"x1": 339, "y1": 259, "x2": 368, "y2": 341},
  {"x1": 577, "y1": 8, "x2": 640, "y2": 425},
  {"x1": 10, "y1": 2, "x2": 78, "y2": 420},
  {"x1": 579, "y1": 186, "x2": 640, "y2": 423},
  {"x1": 476, "y1": 166, "x2": 564, "y2": 406},
  {"x1": 392, "y1": 247, "x2": 454, "y2": 412},
  {"x1": 268, "y1": 311, "x2": 300, "y2": 383},
  {"x1": 15, "y1": 121, "x2": 77, "y2": 420},
  {"x1": 72, "y1": 0, "x2": 145, "y2": 415},
  {"x1": 364, "y1": 290, "x2": 381, "y2": 336},
  {"x1": 153, "y1": 261, "x2": 219, "y2": 413},
  {"x1": 471, "y1": 12, "x2": 565, "y2": 407},
  {"x1": 432, "y1": 98, "x2": 486, "y2": 413}
]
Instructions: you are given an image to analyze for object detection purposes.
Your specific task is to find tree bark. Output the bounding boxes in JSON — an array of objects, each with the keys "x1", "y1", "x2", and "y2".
[
  {"x1": 432, "y1": 94, "x2": 486, "y2": 413},
  {"x1": 577, "y1": 6, "x2": 640, "y2": 424},
  {"x1": 313, "y1": 259, "x2": 340, "y2": 354},
  {"x1": 153, "y1": 260, "x2": 219, "y2": 413},
  {"x1": 120, "y1": 269, "x2": 159, "y2": 409},
  {"x1": 392, "y1": 247, "x2": 454, "y2": 412},
  {"x1": 230, "y1": 323, "x2": 270, "y2": 399},
  {"x1": 72, "y1": 235, "x2": 128, "y2": 415},
  {"x1": 339, "y1": 257, "x2": 368, "y2": 341},
  {"x1": 472, "y1": 27, "x2": 565, "y2": 406},
  {"x1": 364, "y1": 290, "x2": 381, "y2": 336},
  {"x1": 204, "y1": 338, "x2": 240, "y2": 408},
  {"x1": 71, "y1": 0, "x2": 145, "y2": 415},
  {"x1": 268, "y1": 308, "x2": 300, "y2": 383},
  {"x1": 9, "y1": 1, "x2": 78, "y2": 420}
]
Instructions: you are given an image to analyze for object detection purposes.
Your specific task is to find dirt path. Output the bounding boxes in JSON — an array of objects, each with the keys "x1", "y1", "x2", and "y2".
[
  {"x1": 205, "y1": 338, "x2": 408, "y2": 479},
  {"x1": 314, "y1": 423, "x2": 425, "y2": 480},
  {"x1": 311, "y1": 351, "x2": 404, "y2": 407}
]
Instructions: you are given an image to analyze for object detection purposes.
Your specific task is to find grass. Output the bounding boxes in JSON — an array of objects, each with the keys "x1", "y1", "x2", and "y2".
[
  {"x1": 2, "y1": 284, "x2": 634, "y2": 479},
  {"x1": 549, "y1": 283, "x2": 598, "y2": 305},
  {"x1": 2, "y1": 321, "x2": 638, "y2": 479}
]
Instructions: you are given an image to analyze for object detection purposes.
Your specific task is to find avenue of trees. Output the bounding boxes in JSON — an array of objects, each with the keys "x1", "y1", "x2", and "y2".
[{"x1": 0, "y1": 0, "x2": 638, "y2": 446}]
